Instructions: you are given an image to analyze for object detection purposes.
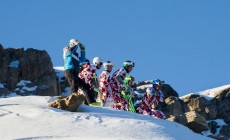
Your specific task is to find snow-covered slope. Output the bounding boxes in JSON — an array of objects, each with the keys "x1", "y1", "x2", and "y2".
[
  {"x1": 0, "y1": 96, "x2": 211, "y2": 140},
  {"x1": 181, "y1": 84, "x2": 230, "y2": 100}
]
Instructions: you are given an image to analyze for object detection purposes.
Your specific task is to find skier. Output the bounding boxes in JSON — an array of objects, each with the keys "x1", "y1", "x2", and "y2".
[
  {"x1": 137, "y1": 79, "x2": 166, "y2": 119},
  {"x1": 150, "y1": 79, "x2": 165, "y2": 110},
  {"x1": 110, "y1": 60, "x2": 135, "y2": 110},
  {"x1": 78, "y1": 57, "x2": 103, "y2": 90},
  {"x1": 78, "y1": 57, "x2": 103, "y2": 102},
  {"x1": 63, "y1": 38, "x2": 95, "y2": 105},
  {"x1": 121, "y1": 75, "x2": 136, "y2": 113},
  {"x1": 98, "y1": 61, "x2": 114, "y2": 107}
]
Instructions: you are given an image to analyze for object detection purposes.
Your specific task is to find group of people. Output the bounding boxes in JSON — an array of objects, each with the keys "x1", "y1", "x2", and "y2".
[{"x1": 63, "y1": 38, "x2": 166, "y2": 119}]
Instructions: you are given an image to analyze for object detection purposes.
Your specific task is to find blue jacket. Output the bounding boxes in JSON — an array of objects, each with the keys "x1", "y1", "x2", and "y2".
[{"x1": 63, "y1": 45, "x2": 85, "y2": 72}]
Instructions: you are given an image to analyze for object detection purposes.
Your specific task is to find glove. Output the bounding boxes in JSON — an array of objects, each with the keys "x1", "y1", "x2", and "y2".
[
  {"x1": 79, "y1": 43, "x2": 85, "y2": 50},
  {"x1": 93, "y1": 88, "x2": 100, "y2": 93}
]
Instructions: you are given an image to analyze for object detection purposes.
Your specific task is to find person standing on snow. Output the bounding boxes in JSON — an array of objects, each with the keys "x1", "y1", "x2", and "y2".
[
  {"x1": 78, "y1": 57, "x2": 103, "y2": 101},
  {"x1": 121, "y1": 75, "x2": 136, "y2": 113},
  {"x1": 137, "y1": 79, "x2": 166, "y2": 119},
  {"x1": 98, "y1": 61, "x2": 114, "y2": 107},
  {"x1": 110, "y1": 60, "x2": 135, "y2": 110},
  {"x1": 151, "y1": 79, "x2": 165, "y2": 110},
  {"x1": 63, "y1": 39, "x2": 95, "y2": 105}
]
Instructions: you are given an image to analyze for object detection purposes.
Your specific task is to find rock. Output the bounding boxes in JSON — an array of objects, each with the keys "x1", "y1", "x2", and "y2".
[
  {"x1": 161, "y1": 84, "x2": 179, "y2": 98},
  {"x1": 184, "y1": 111, "x2": 209, "y2": 133},
  {"x1": 0, "y1": 47, "x2": 61, "y2": 96},
  {"x1": 208, "y1": 121, "x2": 219, "y2": 134},
  {"x1": 167, "y1": 115, "x2": 188, "y2": 126},
  {"x1": 186, "y1": 96, "x2": 210, "y2": 118},
  {"x1": 215, "y1": 87, "x2": 230, "y2": 101},
  {"x1": 226, "y1": 92, "x2": 230, "y2": 99},
  {"x1": 219, "y1": 125, "x2": 230, "y2": 138},
  {"x1": 163, "y1": 96, "x2": 185, "y2": 117},
  {"x1": 48, "y1": 94, "x2": 86, "y2": 112},
  {"x1": 167, "y1": 111, "x2": 209, "y2": 133},
  {"x1": 218, "y1": 99, "x2": 230, "y2": 114},
  {"x1": 205, "y1": 105, "x2": 217, "y2": 119},
  {"x1": 181, "y1": 94, "x2": 200, "y2": 104},
  {"x1": 0, "y1": 48, "x2": 24, "y2": 89}
]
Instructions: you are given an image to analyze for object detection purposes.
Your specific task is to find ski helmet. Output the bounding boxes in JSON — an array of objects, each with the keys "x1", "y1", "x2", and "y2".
[
  {"x1": 93, "y1": 57, "x2": 103, "y2": 66},
  {"x1": 123, "y1": 60, "x2": 135, "y2": 69},
  {"x1": 152, "y1": 79, "x2": 164, "y2": 89},
  {"x1": 103, "y1": 61, "x2": 114, "y2": 71},
  {"x1": 69, "y1": 39, "x2": 79, "y2": 46}
]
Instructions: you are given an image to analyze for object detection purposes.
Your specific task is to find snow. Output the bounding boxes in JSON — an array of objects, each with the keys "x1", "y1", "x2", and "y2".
[
  {"x1": 202, "y1": 119, "x2": 227, "y2": 137},
  {"x1": 0, "y1": 83, "x2": 5, "y2": 88},
  {"x1": 16, "y1": 86, "x2": 38, "y2": 92},
  {"x1": 54, "y1": 66, "x2": 65, "y2": 82},
  {"x1": 16, "y1": 80, "x2": 38, "y2": 92},
  {"x1": 136, "y1": 84, "x2": 152, "y2": 90},
  {"x1": 180, "y1": 84, "x2": 230, "y2": 100},
  {"x1": 9, "y1": 60, "x2": 19, "y2": 68},
  {"x1": 17, "y1": 80, "x2": 32, "y2": 86},
  {"x1": 0, "y1": 95, "x2": 211, "y2": 140}
]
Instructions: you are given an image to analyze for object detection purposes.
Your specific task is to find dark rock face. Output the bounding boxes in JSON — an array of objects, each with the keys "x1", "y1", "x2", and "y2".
[
  {"x1": 161, "y1": 84, "x2": 179, "y2": 98},
  {"x1": 0, "y1": 45, "x2": 60, "y2": 96},
  {"x1": 219, "y1": 125, "x2": 230, "y2": 138},
  {"x1": 179, "y1": 87, "x2": 230, "y2": 139}
]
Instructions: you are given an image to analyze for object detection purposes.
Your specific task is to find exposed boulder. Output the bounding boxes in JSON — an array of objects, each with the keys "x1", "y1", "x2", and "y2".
[
  {"x1": 163, "y1": 96, "x2": 186, "y2": 117},
  {"x1": 204, "y1": 105, "x2": 218, "y2": 120},
  {"x1": 181, "y1": 95, "x2": 217, "y2": 119},
  {"x1": 219, "y1": 125, "x2": 230, "y2": 138},
  {"x1": 208, "y1": 121, "x2": 219, "y2": 134},
  {"x1": 0, "y1": 46, "x2": 61, "y2": 96},
  {"x1": 161, "y1": 84, "x2": 179, "y2": 98},
  {"x1": 187, "y1": 97, "x2": 210, "y2": 116},
  {"x1": 181, "y1": 94, "x2": 200, "y2": 104},
  {"x1": 215, "y1": 87, "x2": 230, "y2": 101},
  {"x1": 167, "y1": 111, "x2": 209, "y2": 133},
  {"x1": 48, "y1": 94, "x2": 86, "y2": 112},
  {"x1": 179, "y1": 86, "x2": 230, "y2": 139},
  {"x1": 212, "y1": 87, "x2": 230, "y2": 125}
]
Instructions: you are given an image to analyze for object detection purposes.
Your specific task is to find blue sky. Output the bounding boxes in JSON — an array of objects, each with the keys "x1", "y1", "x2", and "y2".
[{"x1": 1, "y1": 0, "x2": 230, "y2": 96}]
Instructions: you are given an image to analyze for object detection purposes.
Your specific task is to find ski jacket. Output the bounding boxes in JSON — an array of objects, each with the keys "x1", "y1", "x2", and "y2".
[
  {"x1": 138, "y1": 93, "x2": 158, "y2": 112},
  {"x1": 147, "y1": 87, "x2": 164, "y2": 103},
  {"x1": 79, "y1": 64, "x2": 97, "y2": 89},
  {"x1": 137, "y1": 93, "x2": 166, "y2": 119},
  {"x1": 109, "y1": 68, "x2": 130, "y2": 110},
  {"x1": 63, "y1": 45, "x2": 85, "y2": 72},
  {"x1": 110, "y1": 68, "x2": 127, "y2": 92},
  {"x1": 98, "y1": 70, "x2": 112, "y2": 102},
  {"x1": 137, "y1": 88, "x2": 166, "y2": 119}
]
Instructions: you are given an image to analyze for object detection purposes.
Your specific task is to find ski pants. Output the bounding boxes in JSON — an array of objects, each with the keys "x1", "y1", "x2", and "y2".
[{"x1": 64, "y1": 69, "x2": 96, "y2": 104}]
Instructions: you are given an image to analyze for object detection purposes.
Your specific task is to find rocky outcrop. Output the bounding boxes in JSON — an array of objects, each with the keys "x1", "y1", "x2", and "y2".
[
  {"x1": 207, "y1": 121, "x2": 230, "y2": 140},
  {"x1": 167, "y1": 111, "x2": 209, "y2": 133},
  {"x1": 161, "y1": 84, "x2": 179, "y2": 98},
  {"x1": 179, "y1": 86, "x2": 230, "y2": 139},
  {"x1": 0, "y1": 45, "x2": 61, "y2": 96},
  {"x1": 136, "y1": 82, "x2": 230, "y2": 139}
]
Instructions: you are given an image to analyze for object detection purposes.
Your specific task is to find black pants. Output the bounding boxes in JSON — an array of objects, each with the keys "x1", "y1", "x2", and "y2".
[{"x1": 64, "y1": 69, "x2": 95, "y2": 104}]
